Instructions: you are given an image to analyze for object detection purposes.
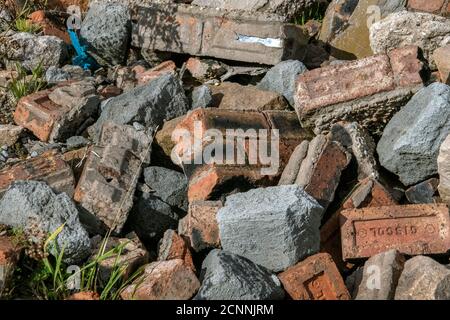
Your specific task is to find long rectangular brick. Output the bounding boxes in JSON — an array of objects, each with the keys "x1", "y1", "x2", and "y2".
[
  {"x1": 320, "y1": 178, "x2": 397, "y2": 271},
  {"x1": 294, "y1": 46, "x2": 425, "y2": 135},
  {"x1": 278, "y1": 253, "x2": 350, "y2": 300},
  {"x1": 14, "y1": 81, "x2": 99, "y2": 142},
  {"x1": 340, "y1": 204, "x2": 450, "y2": 260},
  {"x1": 74, "y1": 124, "x2": 149, "y2": 234},
  {"x1": 131, "y1": 3, "x2": 309, "y2": 65},
  {"x1": 0, "y1": 149, "x2": 75, "y2": 197}
]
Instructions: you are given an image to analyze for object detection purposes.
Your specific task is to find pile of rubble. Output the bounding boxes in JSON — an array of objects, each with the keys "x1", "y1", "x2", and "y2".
[{"x1": 0, "y1": 0, "x2": 450, "y2": 300}]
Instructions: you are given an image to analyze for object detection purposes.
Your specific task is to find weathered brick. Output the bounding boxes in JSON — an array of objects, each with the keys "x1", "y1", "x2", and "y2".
[
  {"x1": 134, "y1": 60, "x2": 176, "y2": 86},
  {"x1": 407, "y1": 0, "x2": 450, "y2": 16},
  {"x1": 121, "y1": 259, "x2": 200, "y2": 300},
  {"x1": 186, "y1": 58, "x2": 227, "y2": 81},
  {"x1": 295, "y1": 134, "x2": 351, "y2": 210},
  {"x1": 209, "y1": 82, "x2": 289, "y2": 111},
  {"x1": 295, "y1": 46, "x2": 425, "y2": 135},
  {"x1": 14, "y1": 81, "x2": 100, "y2": 142},
  {"x1": 158, "y1": 229, "x2": 195, "y2": 271},
  {"x1": 154, "y1": 115, "x2": 185, "y2": 163},
  {"x1": 278, "y1": 253, "x2": 350, "y2": 300},
  {"x1": 0, "y1": 236, "x2": 21, "y2": 297},
  {"x1": 340, "y1": 204, "x2": 450, "y2": 260},
  {"x1": 63, "y1": 147, "x2": 89, "y2": 183},
  {"x1": 178, "y1": 200, "x2": 222, "y2": 252},
  {"x1": 278, "y1": 141, "x2": 309, "y2": 185},
  {"x1": 74, "y1": 123, "x2": 149, "y2": 234},
  {"x1": 131, "y1": 3, "x2": 309, "y2": 65},
  {"x1": 321, "y1": 178, "x2": 397, "y2": 271},
  {"x1": 434, "y1": 45, "x2": 450, "y2": 84},
  {"x1": 0, "y1": 149, "x2": 75, "y2": 197},
  {"x1": 28, "y1": 10, "x2": 70, "y2": 44}
]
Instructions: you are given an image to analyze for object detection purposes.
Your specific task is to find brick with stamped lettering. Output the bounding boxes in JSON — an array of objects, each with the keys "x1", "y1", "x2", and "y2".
[
  {"x1": 340, "y1": 204, "x2": 450, "y2": 260},
  {"x1": 278, "y1": 253, "x2": 350, "y2": 300}
]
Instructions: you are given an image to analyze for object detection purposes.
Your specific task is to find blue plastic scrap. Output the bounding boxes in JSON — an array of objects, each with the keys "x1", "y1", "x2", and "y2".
[{"x1": 68, "y1": 29, "x2": 98, "y2": 71}]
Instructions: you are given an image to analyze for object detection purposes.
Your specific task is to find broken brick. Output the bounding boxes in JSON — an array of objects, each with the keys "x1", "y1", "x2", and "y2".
[
  {"x1": 278, "y1": 253, "x2": 350, "y2": 300},
  {"x1": 14, "y1": 81, "x2": 100, "y2": 142},
  {"x1": 433, "y1": 45, "x2": 450, "y2": 84},
  {"x1": 295, "y1": 134, "x2": 351, "y2": 210},
  {"x1": 186, "y1": 58, "x2": 228, "y2": 81},
  {"x1": 407, "y1": 0, "x2": 450, "y2": 16},
  {"x1": 134, "y1": 60, "x2": 176, "y2": 86},
  {"x1": 0, "y1": 236, "x2": 22, "y2": 297},
  {"x1": 295, "y1": 46, "x2": 425, "y2": 135},
  {"x1": 132, "y1": 3, "x2": 309, "y2": 65},
  {"x1": 405, "y1": 178, "x2": 439, "y2": 204},
  {"x1": 74, "y1": 124, "x2": 147, "y2": 234},
  {"x1": 340, "y1": 204, "x2": 450, "y2": 260},
  {"x1": 209, "y1": 82, "x2": 289, "y2": 111},
  {"x1": 121, "y1": 259, "x2": 200, "y2": 300},
  {"x1": 28, "y1": 10, "x2": 71, "y2": 44},
  {"x1": 158, "y1": 229, "x2": 195, "y2": 271},
  {"x1": 321, "y1": 178, "x2": 397, "y2": 271},
  {"x1": 178, "y1": 200, "x2": 222, "y2": 252},
  {"x1": 0, "y1": 149, "x2": 75, "y2": 197}
]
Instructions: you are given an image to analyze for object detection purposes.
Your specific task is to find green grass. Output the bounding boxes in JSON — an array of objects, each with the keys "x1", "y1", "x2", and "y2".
[
  {"x1": 9, "y1": 226, "x2": 145, "y2": 300},
  {"x1": 8, "y1": 62, "x2": 47, "y2": 102},
  {"x1": 293, "y1": 2, "x2": 327, "y2": 25},
  {"x1": 14, "y1": 18, "x2": 42, "y2": 33}
]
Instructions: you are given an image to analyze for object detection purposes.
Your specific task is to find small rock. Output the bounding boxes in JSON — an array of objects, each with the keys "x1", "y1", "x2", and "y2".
[
  {"x1": 370, "y1": 11, "x2": 450, "y2": 69},
  {"x1": 194, "y1": 249, "x2": 285, "y2": 300},
  {"x1": 80, "y1": 1, "x2": 131, "y2": 66},
  {"x1": 45, "y1": 65, "x2": 90, "y2": 84},
  {"x1": 66, "y1": 291, "x2": 100, "y2": 300},
  {"x1": 405, "y1": 178, "x2": 439, "y2": 204},
  {"x1": 0, "y1": 32, "x2": 68, "y2": 71},
  {"x1": 257, "y1": 60, "x2": 307, "y2": 106},
  {"x1": 438, "y1": 134, "x2": 450, "y2": 206},
  {"x1": 395, "y1": 256, "x2": 450, "y2": 300},
  {"x1": 143, "y1": 166, "x2": 188, "y2": 210},
  {"x1": 186, "y1": 57, "x2": 228, "y2": 82},
  {"x1": 121, "y1": 259, "x2": 200, "y2": 300},
  {"x1": 434, "y1": 45, "x2": 450, "y2": 84},
  {"x1": 66, "y1": 136, "x2": 90, "y2": 150},
  {"x1": 0, "y1": 125, "x2": 23, "y2": 147},
  {"x1": 355, "y1": 250, "x2": 405, "y2": 300},
  {"x1": 377, "y1": 83, "x2": 450, "y2": 186},
  {"x1": 191, "y1": 85, "x2": 213, "y2": 109},
  {"x1": 0, "y1": 181, "x2": 90, "y2": 264},
  {"x1": 217, "y1": 185, "x2": 324, "y2": 272},
  {"x1": 157, "y1": 229, "x2": 195, "y2": 271}
]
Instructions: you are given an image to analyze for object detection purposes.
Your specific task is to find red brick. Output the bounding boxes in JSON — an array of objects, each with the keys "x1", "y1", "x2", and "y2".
[
  {"x1": 0, "y1": 149, "x2": 75, "y2": 197},
  {"x1": 178, "y1": 200, "x2": 222, "y2": 252},
  {"x1": 295, "y1": 46, "x2": 425, "y2": 134},
  {"x1": 28, "y1": 10, "x2": 71, "y2": 44},
  {"x1": 134, "y1": 61, "x2": 176, "y2": 86},
  {"x1": 98, "y1": 85, "x2": 122, "y2": 99},
  {"x1": 408, "y1": 0, "x2": 446, "y2": 13},
  {"x1": 278, "y1": 253, "x2": 350, "y2": 300},
  {"x1": 321, "y1": 178, "x2": 397, "y2": 271},
  {"x1": 158, "y1": 230, "x2": 195, "y2": 272},
  {"x1": 0, "y1": 236, "x2": 22, "y2": 296},
  {"x1": 340, "y1": 204, "x2": 450, "y2": 260}
]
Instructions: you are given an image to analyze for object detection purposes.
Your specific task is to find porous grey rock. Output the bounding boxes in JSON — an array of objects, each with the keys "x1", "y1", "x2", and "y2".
[
  {"x1": 91, "y1": 73, "x2": 189, "y2": 140},
  {"x1": 395, "y1": 256, "x2": 450, "y2": 300},
  {"x1": 370, "y1": 11, "x2": 450, "y2": 69},
  {"x1": 0, "y1": 181, "x2": 90, "y2": 264},
  {"x1": 66, "y1": 136, "x2": 90, "y2": 150},
  {"x1": 143, "y1": 166, "x2": 188, "y2": 211},
  {"x1": 127, "y1": 192, "x2": 181, "y2": 244},
  {"x1": 80, "y1": 1, "x2": 131, "y2": 66},
  {"x1": 45, "y1": 65, "x2": 90, "y2": 84},
  {"x1": 0, "y1": 5, "x2": 12, "y2": 32},
  {"x1": 257, "y1": 60, "x2": 307, "y2": 106},
  {"x1": 438, "y1": 134, "x2": 450, "y2": 206},
  {"x1": 355, "y1": 250, "x2": 405, "y2": 300},
  {"x1": 217, "y1": 185, "x2": 324, "y2": 272},
  {"x1": 191, "y1": 0, "x2": 320, "y2": 21},
  {"x1": 195, "y1": 249, "x2": 285, "y2": 300},
  {"x1": 191, "y1": 85, "x2": 213, "y2": 109},
  {"x1": 377, "y1": 83, "x2": 450, "y2": 186},
  {"x1": 0, "y1": 32, "x2": 68, "y2": 71}
]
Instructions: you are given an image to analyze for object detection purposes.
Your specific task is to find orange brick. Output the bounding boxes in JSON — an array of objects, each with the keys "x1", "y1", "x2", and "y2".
[
  {"x1": 340, "y1": 204, "x2": 450, "y2": 260},
  {"x1": 158, "y1": 230, "x2": 195, "y2": 272},
  {"x1": 321, "y1": 178, "x2": 397, "y2": 271},
  {"x1": 278, "y1": 253, "x2": 350, "y2": 300},
  {"x1": 0, "y1": 149, "x2": 75, "y2": 197},
  {"x1": 28, "y1": 10, "x2": 71, "y2": 44},
  {"x1": 134, "y1": 61, "x2": 176, "y2": 86},
  {"x1": 0, "y1": 236, "x2": 22, "y2": 295},
  {"x1": 178, "y1": 200, "x2": 222, "y2": 252}
]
